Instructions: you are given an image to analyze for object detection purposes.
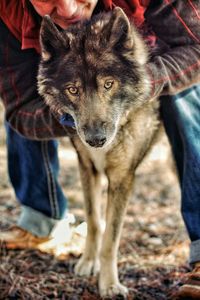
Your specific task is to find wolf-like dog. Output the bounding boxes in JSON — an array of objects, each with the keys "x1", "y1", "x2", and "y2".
[{"x1": 38, "y1": 7, "x2": 160, "y2": 298}]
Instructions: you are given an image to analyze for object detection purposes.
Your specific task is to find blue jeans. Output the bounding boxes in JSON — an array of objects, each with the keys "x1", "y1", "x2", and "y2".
[
  {"x1": 160, "y1": 85, "x2": 200, "y2": 264},
  {"x1": 6, "y1": 123, "x2": 67, "y2": 237}
]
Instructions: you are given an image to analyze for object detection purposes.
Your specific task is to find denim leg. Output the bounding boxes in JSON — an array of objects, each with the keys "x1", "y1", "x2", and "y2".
[
  {"x1": 160, "y1": 85, "x2": 200, "y2": 263},
  {"x1": 5, "y1": 123, "x2": 67, "y2": 237}
]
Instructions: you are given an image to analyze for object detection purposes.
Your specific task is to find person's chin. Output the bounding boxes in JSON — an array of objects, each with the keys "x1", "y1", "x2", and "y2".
[{"x1": 53, "y1": 19, "x2": 77, "y2": 29}]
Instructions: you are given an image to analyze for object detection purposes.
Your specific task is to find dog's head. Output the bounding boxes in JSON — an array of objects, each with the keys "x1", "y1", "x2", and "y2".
[{"x1": 38, "y1": 7, "x2": 150, "y2": 148}]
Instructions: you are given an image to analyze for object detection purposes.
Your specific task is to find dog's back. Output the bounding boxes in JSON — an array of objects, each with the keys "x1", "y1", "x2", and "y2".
[{"x1": 38, "y1": 7, "x2": 160, "y2": 298}]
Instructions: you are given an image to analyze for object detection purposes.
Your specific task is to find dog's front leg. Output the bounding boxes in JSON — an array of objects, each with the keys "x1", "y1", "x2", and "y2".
[
  {"x1": 75, "y1": 162, "x2": 103, "y2": 276},
  {"x1": 99, "y1": 171, "x2": 134, "y2": 298},
  {"x1": 72, "y1": 139, "x2": 103, "y2": 277}
]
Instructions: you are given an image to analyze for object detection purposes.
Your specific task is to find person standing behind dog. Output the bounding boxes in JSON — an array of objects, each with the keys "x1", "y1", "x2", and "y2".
[{"x1": 0, "y1": 1, "x2": 200, "y2": 298}]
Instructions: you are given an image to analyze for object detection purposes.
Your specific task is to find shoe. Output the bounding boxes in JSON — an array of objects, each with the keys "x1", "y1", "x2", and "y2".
[
  {"x1": 0, "y1": 225, "x2": 50, "y2": 250},
  {"x1": 176, "y1": 263, "x2": 200, "y2": 299}
]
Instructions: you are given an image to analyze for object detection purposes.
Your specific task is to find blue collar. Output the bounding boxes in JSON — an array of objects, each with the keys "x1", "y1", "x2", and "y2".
[{"x1": 59, "y1": 114, "x2": 75, "y2": 128}]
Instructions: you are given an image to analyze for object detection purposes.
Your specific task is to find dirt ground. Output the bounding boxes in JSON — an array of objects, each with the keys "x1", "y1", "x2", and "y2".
[{"x1": 0, "y1": 104, "x2": 191, "y2": 299}]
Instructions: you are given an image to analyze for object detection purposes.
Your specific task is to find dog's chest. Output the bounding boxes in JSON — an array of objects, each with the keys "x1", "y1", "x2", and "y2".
[{"x1": 87, "y1": 147, "x2": 107, "y2": 173}]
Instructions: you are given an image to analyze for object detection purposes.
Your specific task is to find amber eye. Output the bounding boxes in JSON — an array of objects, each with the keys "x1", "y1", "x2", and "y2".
[
  {"x1": 67, "y1": 86, "x2": 78, "y2": 95},
  {"x1": 104, "y1": 80, "x2": 114, "y2": 90}
]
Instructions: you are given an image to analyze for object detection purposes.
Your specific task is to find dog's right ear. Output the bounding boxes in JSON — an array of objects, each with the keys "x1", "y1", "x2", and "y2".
[{"x1": 40, "y1": 16, "x2": 70, "y2": 61}]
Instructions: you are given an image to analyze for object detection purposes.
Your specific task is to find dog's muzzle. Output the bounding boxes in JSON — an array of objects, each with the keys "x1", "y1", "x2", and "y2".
[
  {"x1": 82, "y1": 124, "x2": 107, "y2": 148},
  {"x1": 86, "y1": 136, "x2": 107, "y2": 147}
]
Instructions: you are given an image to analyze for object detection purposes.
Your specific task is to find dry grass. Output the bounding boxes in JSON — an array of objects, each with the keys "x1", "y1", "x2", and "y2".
[{"x1": 0, "y1": 104, "x2": 190, "y2": 299}]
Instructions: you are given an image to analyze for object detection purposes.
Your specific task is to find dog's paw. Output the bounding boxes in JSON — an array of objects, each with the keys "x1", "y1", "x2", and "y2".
[
  {"x1": 100, "y1": 283, "x2": 128, "y2": 298},
  {"x1": 74, "y1": 256, "x2": 100, "y2": 276}
]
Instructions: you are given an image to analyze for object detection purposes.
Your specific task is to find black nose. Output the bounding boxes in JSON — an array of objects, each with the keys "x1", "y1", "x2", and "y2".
[
  {"x1": 86, "y1": 137, "x2": 107, "y2": 147},
  {"x1": 83, "y1": 122, "x2": 107, "y2": 148}
]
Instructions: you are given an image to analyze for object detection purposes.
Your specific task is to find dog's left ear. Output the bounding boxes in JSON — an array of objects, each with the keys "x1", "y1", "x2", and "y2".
[
  {"x1": 108, "y1": 7, "x2": 133, "y2": 49},
  {"x1": 95, "y1": 7, "x2": 147, "y2": 65},
  {"x1": 90, "y1": 7, "x2": 132, "y2": 49}
]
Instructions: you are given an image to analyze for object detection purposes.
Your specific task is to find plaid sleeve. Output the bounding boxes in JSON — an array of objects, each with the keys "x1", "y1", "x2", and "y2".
[
  {"x1": 0, "y1": 19, "x2": 75, "y2": 140},
  {"x1": 145, "y1": 0, "x2": 200, "y2": 97}
]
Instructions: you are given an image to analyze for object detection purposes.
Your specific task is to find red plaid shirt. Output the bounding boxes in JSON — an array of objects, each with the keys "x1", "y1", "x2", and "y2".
[{"x1": 0, "y1": 0, "x2": 200, "y2": 139}]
